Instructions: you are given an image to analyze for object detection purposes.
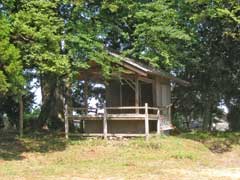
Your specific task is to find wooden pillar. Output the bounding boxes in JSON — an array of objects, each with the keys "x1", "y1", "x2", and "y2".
[
  {"x1": 105, "y1": 83, "x2": 110, "y2": 107},
  {"x1": 84, "y1": 79, "x2": 88, "y2": 113},
  {"x1": 103, "y1": 104, "x2": 108, "y2": 139},
  {"x1": 120, "y1": 82, "x2": 122, "y2": 107},
  {"x1": 64, "y1": 80, "x2": 70, "y2": 139},
  {"x1": 157, "y1": 108, "x2": 161, "y2": 135},
  {"x1": 144, "y1": 103, "x2": 149, "y2": 140},
  {"x1": 168, "y1": 105, "x2": 172, "y2": 123},
  {"x1": 152, "y1": 80, "x2": 156, "y2": 106},
  {"x1": 135, "y1": 77, "x2": 139, "y2": 113},
  {"x1": 19, "y1": 95, "x2": 23, "y2": 138},
  {"x1": 81, "y1": 79, "x2": 88, "y2": 133},
  {"x1": 155, "y1": 77, "x2": 162, "y2": 107},
  {"x1": 64, "y1": 102, "x2": 69, "y2": 139}
]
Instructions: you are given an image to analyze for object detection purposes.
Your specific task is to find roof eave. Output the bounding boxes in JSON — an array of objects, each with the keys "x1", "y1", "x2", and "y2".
[
  {"x1": 108, "y1": 51, "x2": 190, "y2": 86},
  {"x1": 149, "y1": 71, "x2": 190, "y2": 86}
]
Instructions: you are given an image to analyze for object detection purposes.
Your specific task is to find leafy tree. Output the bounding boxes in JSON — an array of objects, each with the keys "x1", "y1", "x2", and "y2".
[
  {"x1": 172, "y1": 0, "x2": 240, "y2": 130},
  {"x1": 1, "y1": 0, "x2": 238, "y2": 132},
  {"x1": 98, "y1": 0, "x2": 191, "y2": 69},
  {"x1": 11, "y1": 0, "x2": 69, "y2": 129},
  {"x1": 11, "y1": 0, "x2": 118, "y2": 129},
  {"x1": 0, "y1": 3, "x2": 25, "y2": 129},
  {"x1": 0, "y1": 16, "x2": 24, "y2": 95}
]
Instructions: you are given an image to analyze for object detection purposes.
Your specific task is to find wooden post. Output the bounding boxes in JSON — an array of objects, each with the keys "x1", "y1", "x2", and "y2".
[
  {"x1": 19, "y1": 95, "x2": 23, "y2": 138},
  {"x1": 144, "y1": 103, "x2": 149, "y2": 140},
  {"x1": 120, "y1": 82, "x2": 122, "y2": 107},
  {"x1": 103, "y1": 103, "x2": 108, "y2": 139},
  {"x1": 118, "y1": 80, "x2": 123, "y2": 114},
  {"x1": 152, "y1": 80, "x2": 156, "y2": 107},
  {"x1": 168, "y1": 105, "x2": 171, "y2": 123},
  {"x1": 84, "y1": 79, "x2": 88, "y2": 112},
  {"x1": 157, "y1": 108, "x2": 161, "y2": 135},
  {"x1": 81, "y1": 79, "x2": 88, "y2": 133},
  {"x1": 64, "y1": 101, "x2": 69, "y2": 139},
  {"x1": 64, "y1": 80, "x2": 71, "y2": 139},
  {"x1": 135, "y1": 77, "x2": 139, "y2": 113}
]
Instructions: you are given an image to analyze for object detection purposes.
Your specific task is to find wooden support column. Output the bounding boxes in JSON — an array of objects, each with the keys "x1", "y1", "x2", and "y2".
[
  {"x1": 84, "y1": 79, "x2": 88, "y2": 113},
  {"x1": 81, "y1": 79, "x2": 88, "y2": 133},
  {"x1": 103, "y1": 104, "x2": 108, "y2": 139},
  {"x1": 135, "y1": 77, "x2": 139, "y2": 113},
  {"x1": 157, "y1": 108, "x2": 161, "y2": 135},
  {"x1": 144, "y1": 103, "x2": 149, "y2": 140},
  {"x1": 168, "y1": 105, "x2": 172, "y2": 123},
  {"x1": 19, "y1": 95, "x2": 23, "y2": 138},
  {"x1": 152, "y1": 80, "x2": 156, "y2": 106},
  {"x1": 64, "y1": 80, "x2": 70, "y2": 139},
  {"x1": 64, "y1": 101, "x2": 69, "y2": 139},
  {"x1": 120, "y1": 82, "x2": 122, "y2": 107},
  {"x1": 105, "y1": 83, "x2": 110, "y2": 107}
]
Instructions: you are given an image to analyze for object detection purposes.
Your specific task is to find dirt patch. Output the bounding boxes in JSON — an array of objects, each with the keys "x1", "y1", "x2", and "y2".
[
  {"x1": 174, "y1": 168, "x2": 240, "y2": 180},
  {"x1": 215, "y1": 150, "x2": 240, "y2": 168}
]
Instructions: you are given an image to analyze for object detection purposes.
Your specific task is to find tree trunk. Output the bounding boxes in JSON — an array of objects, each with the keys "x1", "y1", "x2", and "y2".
[
  {"x1": 38, "y1": 73, "x2": 65, "y2": 130},
  {"x1": 19, "y1": 95, "x2": 23, "y2": 137},
  {"x1": 202, "y1": 100, "x2": 212, "y2": 131},
  {"x1": 227, "y1": 105, "x2": 240, "y2": 131}
]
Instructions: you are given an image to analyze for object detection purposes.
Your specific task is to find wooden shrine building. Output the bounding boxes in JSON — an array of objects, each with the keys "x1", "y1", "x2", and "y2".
[{"x1": 65, "y1": 52, "x2": 189, "y2": 139}]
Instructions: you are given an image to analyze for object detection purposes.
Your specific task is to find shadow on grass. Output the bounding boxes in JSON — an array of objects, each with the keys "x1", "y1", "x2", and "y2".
[
  {"x1": 0, "y1": 131, "x2": 68, "y2": 161},
  {"x1": 178, "y1": 131, "x2": 240, "y2": 153}
]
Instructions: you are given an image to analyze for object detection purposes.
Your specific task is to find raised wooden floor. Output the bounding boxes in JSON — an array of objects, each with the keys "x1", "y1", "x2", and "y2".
[
  {"x1": 65, "y1": 104, "x2": 173, "y2": 139},
  {"x1": 69, "y1": 114, "x2": 166, "y2": 121}
]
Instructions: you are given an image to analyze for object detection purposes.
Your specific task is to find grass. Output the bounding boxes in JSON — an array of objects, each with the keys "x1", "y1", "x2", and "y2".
[
  {"x1": 0, "y1": 131, "x2": 240, "y2": 179},
  {"x1": 179, "y1": 131, "x2": 240, "y2": 153}
]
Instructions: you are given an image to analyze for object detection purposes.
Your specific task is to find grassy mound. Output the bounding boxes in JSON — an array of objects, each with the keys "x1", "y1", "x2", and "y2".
[{"x1": 0, "y1": 131, "x2": 240, "y2": 179}]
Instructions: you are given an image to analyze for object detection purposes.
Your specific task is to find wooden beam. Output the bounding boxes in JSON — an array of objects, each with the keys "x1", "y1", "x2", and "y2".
[
  {"x1": 123, "y1": 79, "x2": 135, "y2": 91},
  {"x1": 70, "y1": 106, "x2": 146, "y2": 110},
  {"x1": 145, "y1": 103, "x2": 149, "y2": 140},
  {"x1": 106, "y1": 106, "x2": 145, "y2": 110},
  {"x1": 157, "y1": 108, "x2": 161, "y2": 135},
  {"x1": 79, "y1": 133, "x2": 146, "y2": 137},
  {"x1": 168, "y1": 105, "x2": 172, "y2": 123},
  {"x1": 120, "y1": 82, "x2": 123, "y2": 107},
  {"x1": 103, "y1": 104, "x2": 108, "y2": 139},
  {"x1": 155, "y1": 77, "x2": 162, "y2": 107},
  {"x1": 81, "y1": 79, "x2": 88, "y2": 133},
  {"x1": 121, "y1": 63, "x2": 148, "y2": 77},
  {"x1": 69, "y1": 113, "x2": 163, "y2": 121},
  {"x1": 138, "y1": 76, "x2": 154, "y2": 84},
  {"x1": 152, "y1": 79, "x2": 156, "y2": 106},
  {"x1": 135, "y1": 77, "x2": 139, "y2": 113},
  {"x1": 84, "y1": 79, "x2": 88, "y2": 113},
  {"x1": 105, "y1": 83, "x2": 110, "y2": 107},
  {"x1": 64, "y1": 101, "x2": 69, "y2": 139}
]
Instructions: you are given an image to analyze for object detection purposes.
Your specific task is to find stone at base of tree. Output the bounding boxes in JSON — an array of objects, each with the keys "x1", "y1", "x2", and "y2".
[
  {"x1": 3, "y1": 114, "x2": 11, "y2": 131},
  {"x1": 42, "y1": 124, "x2": 49, "y2": 131}
]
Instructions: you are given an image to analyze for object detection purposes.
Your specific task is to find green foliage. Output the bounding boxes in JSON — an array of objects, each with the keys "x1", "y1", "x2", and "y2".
[
  {"x1": 172, "y1": 0, "x2": 240, "y2": 130},
  {"x1": 131, "y1": 0, "x2": 191, "y2": 68},
  {"x1": 1, "y1": 0, "x2": 239, "y2": 131},
  {"x1": 97, "y1": 0, "x2": 191, "y2": 69},
  {"x1": 65, "y1": 3, "x2": 117, "y2": 78},
  {"x1": 13, "y1": 0, "x2": 70, "y2": 75},
  {"x1": 0, "y1": 15, "x2": 24, "y2": 95},
  {"x1": 180, "y1": 131, "x2": 240, "y2": 153},
  {"x1": 12, "y1": 0, "x2": 119, "y2": 78}
]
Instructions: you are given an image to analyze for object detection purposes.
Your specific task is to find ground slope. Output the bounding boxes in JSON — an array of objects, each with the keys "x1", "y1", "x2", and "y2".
[{"x1": 0, "y1": 132, "x2": 240, "y2": 180}]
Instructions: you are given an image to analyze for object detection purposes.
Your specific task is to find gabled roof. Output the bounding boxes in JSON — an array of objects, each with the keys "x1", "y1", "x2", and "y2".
[{"x1": 108, "y1": 51, "x2": 190, "y2": 86}]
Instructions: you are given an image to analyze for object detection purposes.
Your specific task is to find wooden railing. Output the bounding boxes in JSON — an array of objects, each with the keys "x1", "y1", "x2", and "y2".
[{"x1": 65, "y1": 103, "x2": 172, "y2": 140}]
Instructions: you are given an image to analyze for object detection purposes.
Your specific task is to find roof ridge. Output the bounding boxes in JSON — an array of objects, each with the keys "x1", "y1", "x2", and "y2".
[{"x1": 108, "y1": 51, "x2": 190, "y2": 86}]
